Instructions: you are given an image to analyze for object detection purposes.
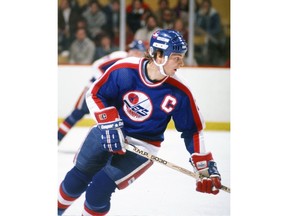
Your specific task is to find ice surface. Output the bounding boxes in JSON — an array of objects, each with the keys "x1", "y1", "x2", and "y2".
[{"x1": 58, "y1": 128, "x2": 230, "y2": 216}]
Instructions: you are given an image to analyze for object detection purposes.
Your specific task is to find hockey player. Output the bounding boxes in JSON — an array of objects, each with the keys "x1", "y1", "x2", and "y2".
[
  {"x1": 57, "y1": 29, "x2": 222, "y2": 215},
  {"x1": 58, "y1": 40, "x2": 146, "y2": 144}
]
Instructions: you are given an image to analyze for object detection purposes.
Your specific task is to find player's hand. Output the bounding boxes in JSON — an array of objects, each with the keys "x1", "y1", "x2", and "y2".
[
  {"x1": 191, "y1": 152, "x2": 221, "y2": 195},
  {"x1": 95, "y1": 107, "x2": 126, "y2": 154}
]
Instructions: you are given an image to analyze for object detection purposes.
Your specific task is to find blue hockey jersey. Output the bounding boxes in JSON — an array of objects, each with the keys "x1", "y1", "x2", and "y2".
[{"x1": 86, "y1": 57, "x2": 206, "y2": 154}]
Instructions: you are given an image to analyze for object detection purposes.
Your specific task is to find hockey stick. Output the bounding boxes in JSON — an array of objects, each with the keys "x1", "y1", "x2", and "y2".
[{"x1": 125, "y1": 143, "x2": 230, "y2": 193}]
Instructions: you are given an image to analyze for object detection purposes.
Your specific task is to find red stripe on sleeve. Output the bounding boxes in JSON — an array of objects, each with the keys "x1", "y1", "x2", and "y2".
[
  {"x1": 165, "y1": 77, "x2": 203, "y2": 131},
  {"x1": 193, "y1": 133, "x2": 200, "y2": 153},
  {"x1": 90, "y1": 75, "x2": 108, "y2": 110}
]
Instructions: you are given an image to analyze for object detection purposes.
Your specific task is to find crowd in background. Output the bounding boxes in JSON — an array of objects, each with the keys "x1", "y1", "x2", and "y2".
[{"x1": 58, "y1": 0, "x2": 230, "y2": 67}]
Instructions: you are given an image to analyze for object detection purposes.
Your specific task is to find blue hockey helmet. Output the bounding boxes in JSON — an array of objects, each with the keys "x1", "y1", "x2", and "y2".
[
  {"x1": 149, "y1": 29, "x2": 188, "y2": 58},
  {"x1": 128, "y1": 40, "x2": 146, "y2": 52}
]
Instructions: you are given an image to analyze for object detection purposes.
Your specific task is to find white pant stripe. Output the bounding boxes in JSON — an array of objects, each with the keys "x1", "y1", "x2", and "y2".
[
  {"x1": 59, "y1": 123, "x2": 70, "y2": 133},
  {"x1": 58, "y1": 193, "x2": 74, "y2": 206}
]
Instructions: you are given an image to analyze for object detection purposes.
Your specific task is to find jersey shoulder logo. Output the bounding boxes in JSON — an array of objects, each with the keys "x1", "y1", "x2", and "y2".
[{"x1": 123, "y1": 91, "x2": 153, "y2": 122}]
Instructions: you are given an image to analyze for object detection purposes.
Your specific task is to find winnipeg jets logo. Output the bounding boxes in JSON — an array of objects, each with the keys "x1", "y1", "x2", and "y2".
[
  {"x1": 128, "y1": 93, "x2": 139, "y2": 104},
  {"x1": 123, "y1": 91, "x2": 152, "y2": 122}
]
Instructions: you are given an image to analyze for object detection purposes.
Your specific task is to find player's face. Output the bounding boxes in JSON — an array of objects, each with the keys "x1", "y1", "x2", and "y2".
[{"x1": 163, "y1": 53, "x2": 185, "y2": 76}]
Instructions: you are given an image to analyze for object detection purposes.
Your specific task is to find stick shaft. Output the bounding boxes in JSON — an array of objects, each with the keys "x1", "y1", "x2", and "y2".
[{"x1": 125, "y1": 143, "x2": 230, "y2": 193}]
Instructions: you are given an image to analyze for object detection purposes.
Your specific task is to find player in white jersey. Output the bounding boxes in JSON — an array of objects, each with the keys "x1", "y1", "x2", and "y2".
[
  {"x1": 58, "y1": 40, "x2": 146, "y2": 144},
  {"x1": 58, "y1": 29, "x2": 222, "y2": 215}
]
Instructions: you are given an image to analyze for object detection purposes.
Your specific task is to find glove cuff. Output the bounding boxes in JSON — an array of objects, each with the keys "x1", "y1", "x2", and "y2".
[
  {"x1": 94, "y1": 106, "x2": 119, "y2": 123},
  {"x1": 191, "y1": 152, "x2": 213, "y2": 171},
  {"x1": 97, "y1": 119, "x2": 124, "y2": 130}
]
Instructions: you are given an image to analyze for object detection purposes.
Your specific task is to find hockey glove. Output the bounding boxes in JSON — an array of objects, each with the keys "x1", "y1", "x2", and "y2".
[
  {"x1": 191, "y1": 152, "x2": 221, "y2": 195},
  {"x1": 95, "y1": 107, "x2": 126, "y2": 154}
]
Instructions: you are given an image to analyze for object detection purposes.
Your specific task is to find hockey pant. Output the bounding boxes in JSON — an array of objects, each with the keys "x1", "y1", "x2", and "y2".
[{"x1": 58, "y1": 126, "x2": 155, "y2": 215}]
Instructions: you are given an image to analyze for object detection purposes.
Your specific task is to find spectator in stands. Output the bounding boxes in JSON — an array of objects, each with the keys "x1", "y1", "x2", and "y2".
[
  {"x1": 59, "y1": 16, "x2": 91, "y2": 59},
  {"x1": 195, "y1": 0, "x2": 201, "y2": 12},
  {"x1": 195, "y1": 0, "x2": 226, "y2": 66},
  {"x1": 74, "y1": 17, "x2": 92, "y2": 39},
  {"x1": 58, "y1": 0, "x2": 80, "y2": 53},
  {"x1": 126, "y1": 0, "x2": 152, "y2": 33},
  {"x1": 69, "y1": 0, "x2": 88, "y2": 15},
  {"x1": 154, "y1": 0, "x2": 170, "y2": 24},
  {"x1": 125, "y1": 24, "x2": 137, "y2": 46},
  {"x1": 102, "y1": 0, "x2": 121, "y2": 45},
  {"x1": 173, "y1": 18, "x2": 188, "y2": 43},
  {"x1": 58, "y1": 27, "x2": 65, "y2": 55},
  {"x1": 134, "y1": 14, "x2": 160, "y2": 47},
  {"x1": 69, "y1": 28, "x2": 96, "y2": 64},
  {"x1": 82, "y1": 0, "x2": 107, "y2": 40},
  {"x1": 75, "y1": 16, "x2": 88, "y2": 30},
  {"x1": 173, "y1": 0, "x2": 189, "y2": 26},
  {"x1": 94, "y1": 34, "x2": 119, "y2": 61},
  {"x1": 172, "y1": 18, "x2": 198, "y2": 66},
  {"x1": 159, "y1": 8, "x2": 175, "y2": 29}
]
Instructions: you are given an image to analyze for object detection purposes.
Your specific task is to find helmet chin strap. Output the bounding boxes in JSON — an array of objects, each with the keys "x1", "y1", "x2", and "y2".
[{"x1": 152, "y1": 56, "x2": 168, "y2": 76}]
